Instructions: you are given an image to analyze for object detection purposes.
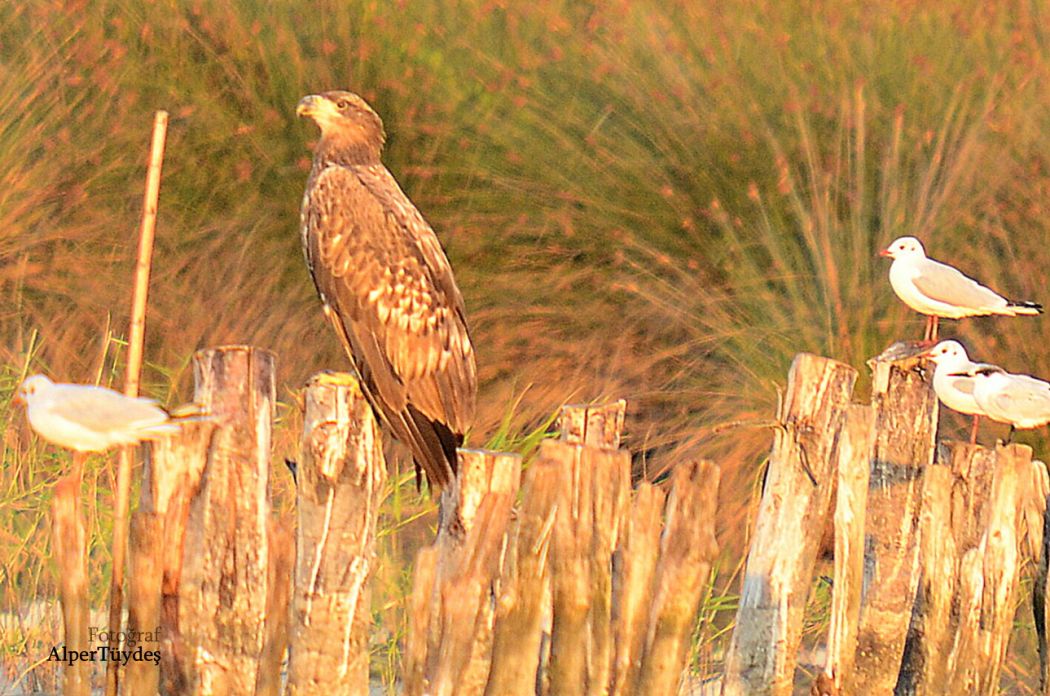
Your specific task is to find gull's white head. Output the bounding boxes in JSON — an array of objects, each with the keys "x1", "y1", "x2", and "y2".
[
  {"x1": 15, "y1": 375, "x2": 54, "y2": 405},
  {"x1": 921, "y1": 340, "x2": 970, "y2": 367},
  {"x1": 880, "y1": 236, "x2": 926, "y2": 260}
]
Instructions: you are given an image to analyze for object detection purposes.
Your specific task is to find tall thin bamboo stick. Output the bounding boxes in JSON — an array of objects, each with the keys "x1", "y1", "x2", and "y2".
[{"x1": 105, "y1": 109, "x2": 168, "y2": 696}]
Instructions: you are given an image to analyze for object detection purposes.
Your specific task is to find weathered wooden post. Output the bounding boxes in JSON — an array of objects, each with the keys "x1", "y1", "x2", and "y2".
[
  {"x1": 405, "y1": 547, "x2": 439, "y2": 695},
  {"x1": 135, "y1": 421, "x2": 213, "y2": 695},
  {"x1": 721, "y1": 353, "x2": 857, "y2": 696},
  {"x1": 547, "y1": 437, "x2": 631, "y2": 696},
  {"x1": 484, "y1": 400, "x2": 628, "y2": 696},
  {"x1": 51, "y1": 470, "x2": 90, "y2": 696},
  {"x1": 124, "y1": 511, "x2": 163, "y2": 695},
  {"x1": 609, "y1": 482, "x2": 666, "y2": 696},
  {"x1": 947, "y1": 444, "x2": 1031, "y2": 693},
  {"x1": 636, "y1": 459, "x2": 720, "y2": 696},
  {"x1": 258, "y1": 521, "x2": 293, "y2": 696},
  {"x1": 287, "y1": 373, "x2": 387, "y2": 695},
  {"x1": 125, "y1": 416, "x2": 214, "y2": 695},
  {"x1": 437, "y1": 449, "x2": 522, "y2": 543},
  {"x1": 404, "y1": 449, "x2": 522, "y2": 696},
  {"x1": 1029, "y1": 461, "x2": 1050, "y2": 693},
  {"x1": 1021, "y1": 459, "x2": 1047, "y2": 571},
  {"x1": 896, "y1": 441, "x2": 995, "y2": 693},
  {"x1": 174, "y1": 346, "x2": 275, "y2": 693},
  {"x1": 847, "y1": 343, "x2": 937, "y2": 693},
  {"x1": 486, "y1": 460, "x2": 560, "y2": 696},
  {"x1": 817, "y1": 404, "x2": 875, "y2": 692},
  {"x1": 552, "y1": 400, "x2": 629, "y2": 694}
]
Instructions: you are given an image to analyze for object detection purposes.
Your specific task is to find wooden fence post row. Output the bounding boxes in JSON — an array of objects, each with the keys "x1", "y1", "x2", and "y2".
[
  {"x1": 112, "y1": 349, "x2": 719, "y2": 696},
  {"x1": 62, "y1": 341, "x2": 1050, "y2": 696},
  {"x1": 404, "y1": 400, "x2": 722, "y2": 696},
  {"x1": 126, "y1": 357, "x2": 391, "y2": 696},
  {"x1": 722, "y1": 343, "x2": 1050, "y2": 696},
  {"x1": 897, "y1": 442, "x2": 1034, "y2": 694}
]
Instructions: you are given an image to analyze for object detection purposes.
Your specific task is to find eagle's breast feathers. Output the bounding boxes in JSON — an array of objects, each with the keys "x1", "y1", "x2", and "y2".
[{"x1": 300, "y1": 162, "x2": 476, "y2": 445}]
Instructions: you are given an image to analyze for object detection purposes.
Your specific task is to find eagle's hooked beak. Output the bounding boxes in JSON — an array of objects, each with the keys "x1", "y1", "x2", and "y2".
[{"x1": 296, "y1": 95, "x2": 322, "y2": 118}]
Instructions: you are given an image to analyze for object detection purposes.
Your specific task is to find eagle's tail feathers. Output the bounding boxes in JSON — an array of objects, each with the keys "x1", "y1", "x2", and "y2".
[{"x1": 399, "y1": 405, "x2": 458, "y2": 490}]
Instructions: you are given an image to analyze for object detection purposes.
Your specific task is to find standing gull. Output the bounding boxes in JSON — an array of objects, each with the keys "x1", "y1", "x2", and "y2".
[
  {"x1": 880, "y1": 236, "x2": 1041, "y2": 342},
  {"x1": 971, "y1": 366, "x2": 1050, "y2": 443},
  {"x1": 297, "y1": 90, "x2": 477, "y2": 490},
  {"x1": 920, "y1": 340, "x2": 995, "y2": 444},
  {"x1": 16, "y1": 375, "x2": 180, "y2": 452}
]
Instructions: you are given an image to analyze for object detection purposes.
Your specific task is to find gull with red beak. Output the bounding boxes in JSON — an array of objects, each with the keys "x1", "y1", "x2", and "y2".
[{"x1": 880, "y1": 236, "x2": 1041, "y2": 342}]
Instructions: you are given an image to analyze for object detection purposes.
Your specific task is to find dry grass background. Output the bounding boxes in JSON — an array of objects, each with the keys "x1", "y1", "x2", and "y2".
[{"x1": 2, "y1": 0, "x2": 1050, "y2": 690}]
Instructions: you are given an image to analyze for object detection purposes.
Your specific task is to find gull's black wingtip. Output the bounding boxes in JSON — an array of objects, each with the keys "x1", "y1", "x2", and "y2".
[{"x1": 1008, "y1": 300, "x2": 1043, "y2": 315}]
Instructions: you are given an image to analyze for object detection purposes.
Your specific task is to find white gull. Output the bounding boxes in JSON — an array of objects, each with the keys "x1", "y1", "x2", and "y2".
[
  {"x1": 16, "y1": 375, "x2": 180, "y2": 452},
  {"x1": 971, "y1": 366, "x2": 1050, "y2": 442},
  {"x1": 920, "y1": 339, "x2": 995, "y2": 444},
  {"x1": 880, "y1": 236, "x2": 1041, "y2": 342}
]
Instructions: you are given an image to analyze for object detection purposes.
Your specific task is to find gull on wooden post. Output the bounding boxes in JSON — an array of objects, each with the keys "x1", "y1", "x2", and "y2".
[
  {"x1": 919, "y1": 340, "x2": 997, "y2": 445},
  {"x1": 880, "y1": 236, "x2": 1041, "y2": 343},
  {"x1": 15, "y1": 375, "x2": 183, "y2": 480},
  {"x1": 971, "y1": 366, "x2": 1050, "y2": 444}
]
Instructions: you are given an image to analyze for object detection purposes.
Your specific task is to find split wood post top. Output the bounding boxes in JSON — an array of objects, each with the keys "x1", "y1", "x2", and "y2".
[
  {"x1": 546, "y1": 437, "x2": 631, "y2": 696},
  {"x1": 485, "y1": 400, "x2": 629, "y2": 696},
  {"x1": 559, "y1": 400, "x2": 627, "y2": 449},
  {"x1": 176, "y1": 346, "x2": 275, "y2": 694},
  {"x1": 438, "y1": 448, "x2": 522, "y2": 545},
  {"x1": 405, "y1": 449, "x2": 522, "y2": 696},
  {"x1": 849, "y1": 342, "x2": 938, "y2": 693},
  {"x1": 722, "y1": 353, "x2": 857, "y2": 696},
  {"x1": 288, "y1": 373, "x2": 387, "y2": 696}
]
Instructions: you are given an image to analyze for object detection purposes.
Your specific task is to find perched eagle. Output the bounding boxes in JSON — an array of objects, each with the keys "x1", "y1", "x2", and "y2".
[{"x1": 296, "y1": 90, "x2": 476, "y2": 489}]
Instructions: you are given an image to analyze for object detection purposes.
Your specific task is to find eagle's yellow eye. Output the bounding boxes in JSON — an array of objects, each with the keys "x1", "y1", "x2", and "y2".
[{"x1": 337, "y1": 99, "x2": 350, "y2": 110}]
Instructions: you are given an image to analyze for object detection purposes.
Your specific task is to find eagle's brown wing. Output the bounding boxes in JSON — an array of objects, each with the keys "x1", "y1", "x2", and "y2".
[{"x1": 301, "y1": 163, "x2": 477, "y2": 487}]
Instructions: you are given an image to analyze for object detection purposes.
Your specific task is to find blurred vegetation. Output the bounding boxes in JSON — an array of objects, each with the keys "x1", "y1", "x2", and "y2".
[{"x1": 2, "y1": 0, "x2": 1050, "y2": 690}]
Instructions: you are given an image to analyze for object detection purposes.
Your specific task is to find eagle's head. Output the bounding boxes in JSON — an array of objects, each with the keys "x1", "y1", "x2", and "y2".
[{"x1": 297, "y1": 90, "x2": 386, "y2": 162}]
